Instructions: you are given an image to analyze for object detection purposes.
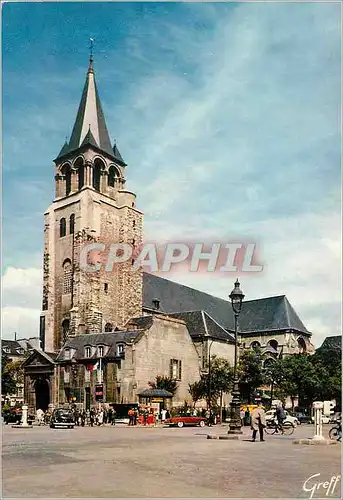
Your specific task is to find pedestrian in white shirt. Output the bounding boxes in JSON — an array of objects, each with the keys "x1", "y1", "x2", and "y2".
[{"x1": 36, "y1": 408, "x2": 44, "y2": 426}]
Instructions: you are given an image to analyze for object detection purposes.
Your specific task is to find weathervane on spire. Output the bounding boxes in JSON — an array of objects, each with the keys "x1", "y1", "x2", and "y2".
[{"x1": 88, "y1": 38, "x2": 94, "y2": 72}]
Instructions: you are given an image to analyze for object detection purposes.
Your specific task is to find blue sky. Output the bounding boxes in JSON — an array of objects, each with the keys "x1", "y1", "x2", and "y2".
[{"x1": 2, "y1": 1, "x2": 341, "y2": 346}]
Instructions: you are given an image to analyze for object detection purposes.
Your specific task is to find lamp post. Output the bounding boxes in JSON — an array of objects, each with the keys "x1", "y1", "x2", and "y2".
[
  {"x1": 228, "y1": 279, "x2": 245, "y2": 434},
  {"x1": 208, "y1": 340, "x2": 214, "y2": 426}
]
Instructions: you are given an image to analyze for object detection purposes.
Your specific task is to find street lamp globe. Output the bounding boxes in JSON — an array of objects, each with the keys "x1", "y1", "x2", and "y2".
[{"x1": 229, "y1": 279, "x2": 245, "y2": 314}]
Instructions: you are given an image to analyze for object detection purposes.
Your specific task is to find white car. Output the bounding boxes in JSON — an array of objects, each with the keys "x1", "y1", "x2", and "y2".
[
  {"x1": 265, "y1": 409, "x2": 298, "y2": 426},
  {"x1": 308, "y1": 415, "x2": 330, "y2": 424}
]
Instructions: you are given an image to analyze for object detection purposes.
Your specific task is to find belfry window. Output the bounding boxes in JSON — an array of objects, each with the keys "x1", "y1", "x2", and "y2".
[
  {"x1": 69, "y1": 214, "x2": 75, "y2": 234},
  {"x1": 93, "y1": 159, "x2": 103, "y2": 192},
  {"x1": 78, "y1": 166, "x2": 85, "y2": 190},
  {"x1": 105, "y1": 323, "x2": 113, "y2": 332},
  {"x1": 62, "y1": 164, "x2": 72, "y2": 196},
  {"x1": 60, "y1": 218, "x2": 66, "y2": 238},
  {"x1": 108, "y1": 166, "x2": 119, "y2": 187},
  {"x1": 63, "y1": 260, "x2": 72, "y2": 294},
  {"x1": 62, "y1": 319, "x2": 70, "y2": 343}
]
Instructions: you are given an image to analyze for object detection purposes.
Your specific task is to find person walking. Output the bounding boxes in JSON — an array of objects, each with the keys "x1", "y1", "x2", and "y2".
[
  {"x1": 244, "y1": 408, "x2": 251, "y2": 426},
  {"x1": 240, "y1": 409, "x2": 245, "y2": 427},
  {"x1": 161, "y1": 408, "x2": 167, "y2": 422},
  {"x1": 133, "y1": 408, "x2": 138, "y2": 426},
  {"x1": 36, "y1": 408, "x2": 44, "y2": 426},
  {"x1": 81, "y1": 410, "x2": 86, "y2": 427},
  {"x1": 111, "y1": 409, "x2": 116, "y2": 426},
  {"x1": 98, "y1": 409, "x2": 104, "y2": 426},
  {"x1": 128, "y1": 408, "x2": 134, "y2": 426},
  {"x1": 89, "y1": 409, "x2": 95, "y2": 427},
  {"x1": 251, "y1": 403, "x2": 266, "y2": 442}
]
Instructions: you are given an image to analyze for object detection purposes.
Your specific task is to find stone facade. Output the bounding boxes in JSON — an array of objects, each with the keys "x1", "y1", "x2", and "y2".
[
  {"x1": 121, "y1": 315, "x2": 201, "y2": 406},
  {"x1": 239, "y1": 330, "x2": 315, "y2": 362},
  {"x1": 41, "y1": 150, "x2": 143, "y2": 352}
]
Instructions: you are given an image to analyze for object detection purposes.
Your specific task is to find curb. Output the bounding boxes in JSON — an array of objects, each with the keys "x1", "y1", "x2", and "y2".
[{"x1": 293, "y1": 438, "x2": 339, "y2": 445}]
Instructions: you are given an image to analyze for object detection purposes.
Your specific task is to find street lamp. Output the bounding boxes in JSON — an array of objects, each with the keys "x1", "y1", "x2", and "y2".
[
  {"x1": 208, "y1": 340, "x2": 214, "y2": 426},
  {"x1": 228, "y1": 279, "x2": 245, "y2": 435}
]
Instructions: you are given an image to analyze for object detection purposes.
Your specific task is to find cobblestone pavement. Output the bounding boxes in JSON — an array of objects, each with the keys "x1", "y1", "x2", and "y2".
[{"x1": 2, "y1": 423, "x2": 341, "y2": 499}]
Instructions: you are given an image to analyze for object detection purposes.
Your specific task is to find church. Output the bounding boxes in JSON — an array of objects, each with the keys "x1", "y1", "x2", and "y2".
[{"x1": 23, "y1": 55, "x2": 314, "y2": 413}]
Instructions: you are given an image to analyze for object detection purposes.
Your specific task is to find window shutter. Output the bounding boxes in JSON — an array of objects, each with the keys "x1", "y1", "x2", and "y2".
[
  {"x1": 170, "y1": 359, "x2": 173, "y2": 379},
  {"x1": 178, "y1": 360, "x2": 182, "y2": 380}
]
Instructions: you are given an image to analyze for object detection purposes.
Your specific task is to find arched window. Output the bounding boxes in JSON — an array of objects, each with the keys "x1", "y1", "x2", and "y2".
[
  {"x1": 250, "y1": 341, "x2": 261, "y2": 351},
  {"x1": 105, "y1": 323, "x2": 113, "y2": 332},
  {"x1": 69, "y1": 214, "x2": 75, "y2": 234},
  {"x1": 78, "y1": 166, "x2": 85, "y2": 190},
  {"x1": 62, "y1": 319, "x2": 70, "y2": 343},
  {"x1": 108, "y1": 166, "x2": 119, "y2": 187},
  {"x1": 62, "y1": 164, "x2": 72, "y2": 196},
  {"x1": 63, "y1": 259, "x2": 72, "y2": 294},
  {"x1": 298, "y1": 337, "x2": 306, "y2": 354},
  {"x1": 85, "y1": 346, "x2": 91, "y2": 358},
  {"x1": 60, "y1": 218, "x2": 66, "y2": 237},
  {"x1": 93, "y1": 159, "x2": 104, "y2": 192},
  {"x1": 267, "y1": 339, "x2": 278, "y2": 351}
]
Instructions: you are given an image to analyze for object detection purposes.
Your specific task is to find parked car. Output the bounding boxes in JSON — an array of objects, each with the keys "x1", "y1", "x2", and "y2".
[
  {"x1": 308, "y1": 415, "x2": 331, "y2": 424},
  {"x1": 265, "y1": 410, "x2": 298, "y2": 426},
  {"x1": 295, "y1": 412, "x2": 311, "y2": 424},
  {"x1": 164, "y1": 415, "x2": 207, "y2": 428},
  {"x1": 3, "y1": 408, "x2": 34, "y2": 425},
  {"x1": 50, "y1": 408, "x2": 75, "y2": 429}
]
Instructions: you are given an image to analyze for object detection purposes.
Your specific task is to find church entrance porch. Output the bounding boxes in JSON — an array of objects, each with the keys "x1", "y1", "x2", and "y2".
[
  {"x1": 22, "y1": 349, "x2": 57, "y2": 415},
  {"x1": 34, "y1": 379, "x2": 50, "y2": 411}
]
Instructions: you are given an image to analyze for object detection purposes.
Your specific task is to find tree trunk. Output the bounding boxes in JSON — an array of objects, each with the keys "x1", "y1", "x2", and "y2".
[
  {"x1": 270, "y1": 381, "x2": 274, "y2": 409},
  {"x1": 219, "y1": 391, "x2": 223, "y2": 424}
]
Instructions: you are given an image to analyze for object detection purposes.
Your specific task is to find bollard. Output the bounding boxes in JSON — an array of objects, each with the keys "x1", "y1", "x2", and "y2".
[
  {"x1": 312, "y1": 401, "x2": 325, "y2": 441},
  {"x1": 12, "y1": 404, "x2": 33, "y2": 428},
  {"x1": 21, "y1": 405, "x2": 30, "y2": 427}
]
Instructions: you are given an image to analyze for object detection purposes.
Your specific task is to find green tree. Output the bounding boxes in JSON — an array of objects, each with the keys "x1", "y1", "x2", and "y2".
[
  {"x1": 275, "y1": 354, "x2": 327, "y2": 411},
  {"x1": 188, "y1": 356, "x2": 233, "y2": 420},
  {"x1": 188, "y1": 380, "x2": 206, "y2": 407},
  {"x1": 148, "y1": 375, "x2": 178, "y2": 396},
  {"x1": 238, "y1": 348, "x2": 264, "y2": 403},
  {"x1": 311, "y1": 349, "x2": 341, "y2": 408},
  {"x1": 1, "y1": 354, "x2": 19, "y2": 397}
]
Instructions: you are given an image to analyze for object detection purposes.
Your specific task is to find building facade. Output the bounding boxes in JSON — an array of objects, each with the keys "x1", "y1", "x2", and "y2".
[{"x1": 23, "y1": 56, "x2": 314, "y2": 413}]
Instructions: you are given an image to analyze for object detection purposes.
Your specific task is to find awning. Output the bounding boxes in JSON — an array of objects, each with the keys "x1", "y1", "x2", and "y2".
[{"x1": 137, "y1": 388, "x2": 173, "y2": 398}]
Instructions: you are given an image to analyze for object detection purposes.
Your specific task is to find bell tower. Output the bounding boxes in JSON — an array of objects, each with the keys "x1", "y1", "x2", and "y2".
[{"x1": 40, "y1": 55, "x2": 143, "y2": 352}]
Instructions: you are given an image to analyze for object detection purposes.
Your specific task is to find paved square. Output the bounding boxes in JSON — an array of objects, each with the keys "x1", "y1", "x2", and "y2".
[{"x1": 2, "y1": 424, "x2": 341, "y2": 498}]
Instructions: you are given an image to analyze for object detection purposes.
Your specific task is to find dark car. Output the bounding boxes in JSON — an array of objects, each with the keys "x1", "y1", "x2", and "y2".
[
  {"x1": 295, "y1": 412, "x2": 311, "y2": 424},
  {"x1": 3, "y1": 408, "x2": 35, "y2": 425},
  {"x1": 50, "y1": 408, "x2": 75, "y2": 429}
]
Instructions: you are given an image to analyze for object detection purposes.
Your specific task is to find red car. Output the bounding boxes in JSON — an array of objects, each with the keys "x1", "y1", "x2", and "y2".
[{"x1": 164, "y1": 415, "x2": 207, "y2": 428}]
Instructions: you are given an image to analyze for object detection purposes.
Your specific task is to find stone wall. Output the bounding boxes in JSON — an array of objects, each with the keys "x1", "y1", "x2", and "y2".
[
  {"x1": 42, "y1": 169, "x2": 143, "y2": 351},
  {"x1": 119, "y1": 315, "x2": 201, "y2": 406}
]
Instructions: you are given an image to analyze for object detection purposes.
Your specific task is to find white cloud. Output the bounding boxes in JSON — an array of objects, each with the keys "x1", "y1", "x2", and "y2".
[
  {"x1": 2, "y1": 306, "x2": 41, "y2": 340},
  {"x1": 2, "y1": 268, "x2": 42, "y2": 339}
]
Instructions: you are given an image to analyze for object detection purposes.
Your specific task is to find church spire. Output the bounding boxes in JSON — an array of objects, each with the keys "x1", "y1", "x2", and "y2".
[
  {"x1": 56, "y1": 46, "x2": 125, "y2": 165},
  {"x1": 66, "y1": 51, "x2": 113, "y2": 158}
]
